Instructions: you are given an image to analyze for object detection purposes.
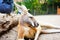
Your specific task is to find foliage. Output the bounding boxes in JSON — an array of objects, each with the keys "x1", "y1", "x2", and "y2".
[
  {"x1": 22, "y1": 0, "x2": 39, "y2": 14},
  {"x1": 46, "y1": 0, "x2": 60, "y2": 4},
  {"x1": 15, "y1": 0, "x2": 60, "y2": 15}
]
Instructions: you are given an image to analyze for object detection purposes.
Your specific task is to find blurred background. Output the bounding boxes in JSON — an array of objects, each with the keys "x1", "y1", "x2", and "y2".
[
  {"x1": 14, "y1": 0, "x2": 60, "y2": 15},
  {"x1": 0, "y1": 0, "x2": 60, "y2": 40}
]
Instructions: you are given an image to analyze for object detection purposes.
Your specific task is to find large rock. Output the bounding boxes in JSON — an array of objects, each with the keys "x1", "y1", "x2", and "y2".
[{"x1": 0, "y1": 14, "x2": 18, "y2": 40}]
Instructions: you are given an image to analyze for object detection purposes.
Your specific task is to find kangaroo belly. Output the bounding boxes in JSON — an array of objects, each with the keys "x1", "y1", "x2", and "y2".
[{"x1": 24, "y1": 27, "x2": 37, "y2": 38}]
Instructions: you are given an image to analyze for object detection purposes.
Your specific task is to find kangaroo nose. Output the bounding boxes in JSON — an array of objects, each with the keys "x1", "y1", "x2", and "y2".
[
  {"x1": 36, "y1": 23, "x2": 39, "y2": 27},
  {"x1": 34, "y1": 22, "x2": 39, "y2": 27},
  {"x1": 37, "y1": 23, "x2": 39, "y2": 26}
]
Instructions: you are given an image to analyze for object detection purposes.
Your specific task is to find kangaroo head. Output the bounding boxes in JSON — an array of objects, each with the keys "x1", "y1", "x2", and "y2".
[
  {"x1": 19, "y1": 6, "x2": 39, "y2": 27},
  {"x1": 14, "y1": 3, "x2": 39, "y2": 27},
  {"x1": 20, "y1": 12, "x2": 39, "y2": 27}
]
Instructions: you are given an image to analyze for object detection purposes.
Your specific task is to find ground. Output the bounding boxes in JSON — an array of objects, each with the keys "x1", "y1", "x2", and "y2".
[
  {"x1": 0, "y1": 27, "x2": 17, "y2": 40},
  {"x1": 38, "y1": 33, "x2": 60, "y2": 40},
  {"x1": 0, "y1": 27, "x2": 60, "y2": 40},
  {"x1": 0, "y1": 15, "x2": 60, "y2": 40}
]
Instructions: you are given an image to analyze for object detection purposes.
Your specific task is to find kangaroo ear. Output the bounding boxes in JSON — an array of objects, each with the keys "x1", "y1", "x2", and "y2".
[
  {"x1": 14, "y1": 2, "x2": 29, "y2": 15},
  {"x1": 20, "y1": 5, "x2": 29, "y2": 14},
  {"x1": 14, "y1": 2, "x2": 21, "y2": 8},
  {"x1": 14, "y1": 2, "x2": 28, "y2": 14},
  {"x1": 14, "y1": 2, "x2": 22, "y2": 12},
  {"x1": 20, "y1": 5, "x2": 30, "y2": 15},
  {"x1": 14, "y1": 2, "x2": 23, "y2": 14}
]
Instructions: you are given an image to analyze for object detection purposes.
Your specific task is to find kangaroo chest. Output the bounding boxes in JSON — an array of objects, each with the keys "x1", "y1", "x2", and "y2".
[{"x1": 23, "y1": 27, "x2": 37, "y2": 38}]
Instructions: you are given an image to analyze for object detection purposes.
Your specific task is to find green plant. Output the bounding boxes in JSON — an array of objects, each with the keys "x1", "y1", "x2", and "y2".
[{"x1": 15, "y1": 0, "x2": 59, "y2": 15}]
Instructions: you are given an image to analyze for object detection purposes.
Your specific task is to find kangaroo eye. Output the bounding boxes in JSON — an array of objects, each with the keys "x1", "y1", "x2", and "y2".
[{"x1": 29, "y1": 17, "x2": 33, "y2": 19}]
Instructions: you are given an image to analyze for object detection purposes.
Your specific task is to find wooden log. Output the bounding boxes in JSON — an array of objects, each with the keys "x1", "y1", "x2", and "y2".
[{"x1": 0, "y1": 13, "x2": 20, "y2": 37}]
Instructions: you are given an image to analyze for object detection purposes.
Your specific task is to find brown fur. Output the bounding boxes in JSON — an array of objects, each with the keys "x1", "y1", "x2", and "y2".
[
  {"x1": 17, "y1": 11, "x2": 40, "y2": 40},
  {"x1": 18, "y1": 23, "x2": 38, "y2": 39}
]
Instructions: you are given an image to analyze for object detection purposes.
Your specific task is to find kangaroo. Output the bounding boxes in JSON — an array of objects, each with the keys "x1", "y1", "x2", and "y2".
[{"x1": 14, "y1": 2, "x2": 60, "y2": 40}]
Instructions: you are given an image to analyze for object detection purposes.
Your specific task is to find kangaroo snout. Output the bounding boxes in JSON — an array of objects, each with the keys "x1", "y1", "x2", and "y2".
[
  {"x1": 34, "y1": 22, "x2": 39, "y2": 27},
  {"x1": 31, "y1": 22, "x2": 39, "y2": 27}
]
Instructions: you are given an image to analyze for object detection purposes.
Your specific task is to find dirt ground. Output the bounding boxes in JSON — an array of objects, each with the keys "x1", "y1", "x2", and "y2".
[
  {"x1": 0, "y1": 27, "x2": 60, "y2": 40},
  {"x1": 0, "y1": 15, "x2": 60, "y2": 40},
  {"x1": 38, "y1": 33, "x2": 60, "y2": 40},
  {"x1": 0, "y1": 27, "x2": 17, "y2": 40}
]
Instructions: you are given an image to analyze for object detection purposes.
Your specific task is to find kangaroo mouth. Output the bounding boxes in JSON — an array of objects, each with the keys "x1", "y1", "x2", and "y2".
[
  {"x1": 25, "y1": 21, "x2": 39, "y2": 27},
  {"x1": 27, "y1": 22, "x2": 39, "y2": 27}
]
